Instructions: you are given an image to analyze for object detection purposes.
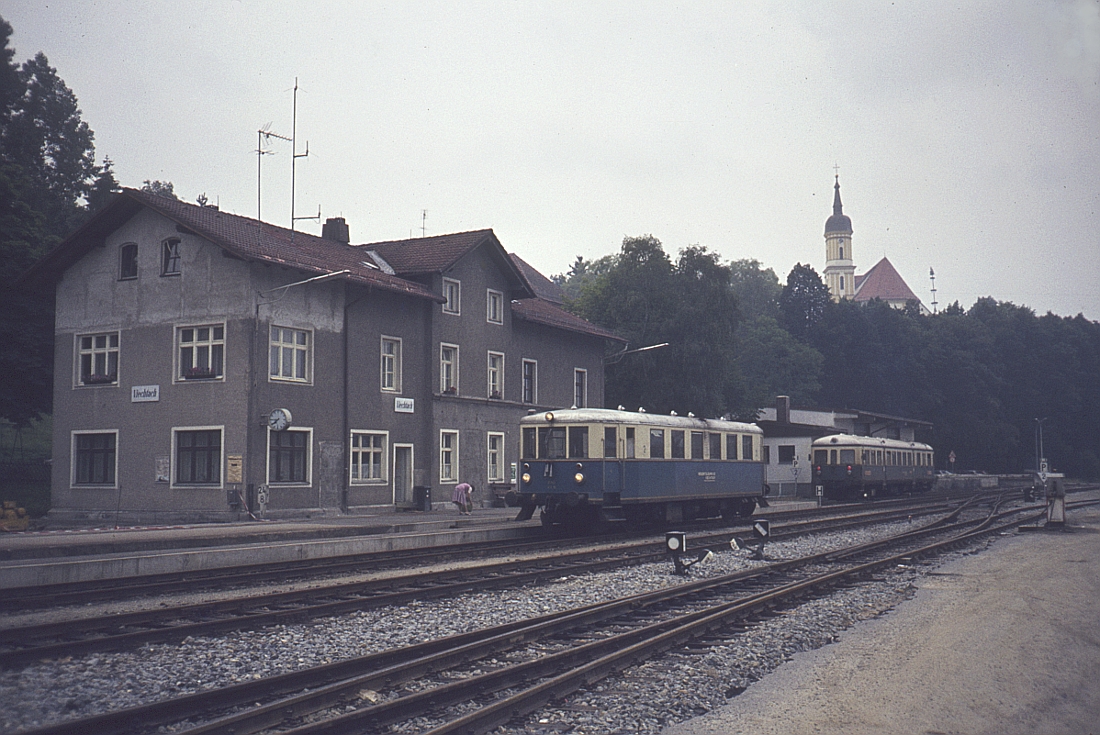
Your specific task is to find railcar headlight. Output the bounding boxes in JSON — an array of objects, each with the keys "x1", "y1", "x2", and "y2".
[
  {"x1": 522, "y1": 472, "x2": 532, "y2": 485},
  {"x1": 574, "y1": 472, "x2": 585, "y2": 484},
  {"x1": 544, "y1": 412, "x2": 555, "y2": 422}
]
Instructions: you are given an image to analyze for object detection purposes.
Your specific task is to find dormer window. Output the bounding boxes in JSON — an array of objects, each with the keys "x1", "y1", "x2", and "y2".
[
  {"x1": 119, "y1": 243, "x2": 138, "y2": 280},
  {"x1": 162, "y1": 238, "x2": 181, "y2": 276}
]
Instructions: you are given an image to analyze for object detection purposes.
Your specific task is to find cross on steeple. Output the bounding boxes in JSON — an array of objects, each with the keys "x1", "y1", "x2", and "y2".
[{"x1": 833, "y1": 162, "x2": 840, "y2": 178}]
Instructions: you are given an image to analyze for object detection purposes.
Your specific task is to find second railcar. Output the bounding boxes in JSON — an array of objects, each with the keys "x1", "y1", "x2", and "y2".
[
  {"x1": 811, "y1": 434, "x2": 935, "y2": 500},
  {"x1": 508, "y1": 408, "x2": 767, "y2": 529}
]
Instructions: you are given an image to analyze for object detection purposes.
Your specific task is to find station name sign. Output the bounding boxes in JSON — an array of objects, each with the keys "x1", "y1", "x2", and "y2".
[
  {"x1": 131, "y1": 385, "x2": 160, "y2": 402},
  {"x1": 394, "y1": 397, "x2": 415, "y2": 413}
]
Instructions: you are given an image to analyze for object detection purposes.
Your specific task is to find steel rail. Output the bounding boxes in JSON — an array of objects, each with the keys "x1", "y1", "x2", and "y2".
[
  {"x1": 16, "y1": 499, "x2": 1036, "y2": 735},
  {"x1": 0, "y1": 502, "x2": 964, "y2": 668}
]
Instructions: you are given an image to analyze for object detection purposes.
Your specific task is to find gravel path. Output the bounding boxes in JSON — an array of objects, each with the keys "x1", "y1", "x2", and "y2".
[{"x1": 0, "y1": 514, "x2": 1042, "y2": 734}]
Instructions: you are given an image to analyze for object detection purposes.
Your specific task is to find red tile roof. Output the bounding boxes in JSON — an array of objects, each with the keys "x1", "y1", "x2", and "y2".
[
  {"x1": 512, "y1": 297, "x2": 624, "y2": 342},
  {"x1": 22, "y1": 189, "x2": 440, "y2": 301},
  {"x1": 853, "y1": 257, "x2": 923, "y2": 305},
  {"x1": 510, "y1": 253, "x2": 564, "y2": 304}
]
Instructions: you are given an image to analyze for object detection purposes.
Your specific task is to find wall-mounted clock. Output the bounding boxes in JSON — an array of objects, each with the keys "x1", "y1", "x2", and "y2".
[{"x1": 268, "y1": 408, "x2": 293, "y2": 431}]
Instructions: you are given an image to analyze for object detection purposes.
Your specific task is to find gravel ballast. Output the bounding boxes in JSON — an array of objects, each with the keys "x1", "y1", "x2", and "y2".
[{"x1": 0, "y1": 518, "x2": 1014, "y2": 733}]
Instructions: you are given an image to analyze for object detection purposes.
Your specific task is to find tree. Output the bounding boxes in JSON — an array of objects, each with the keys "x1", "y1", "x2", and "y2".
[
  {"x1": 779, "y1": 263, "x2": 831, "y2": 341},
  {"x1": 569, "y1": 236, "x2": 743, "y2": 417},
  {"x1": 0, "y1": 16, "x2": 106, "y2": 425},
  {"x1": 141, "y1": 179, "x2": 178, "y2": 200},
  {"x1": 4, "y1": 51, "x2": 98, "y2": 238},
  {"x1": 729, "y1": 258, "x2": 782, "y2": 322}
]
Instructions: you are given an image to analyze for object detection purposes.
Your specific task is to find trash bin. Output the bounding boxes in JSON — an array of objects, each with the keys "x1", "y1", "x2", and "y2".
[{"x1": 413, "y1": 486, "x2": 431, "y2": 512}]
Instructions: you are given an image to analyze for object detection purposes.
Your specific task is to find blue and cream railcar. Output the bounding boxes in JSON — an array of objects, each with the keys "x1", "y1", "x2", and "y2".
[
  {"x1": 811, "y1": 434, "x2": 935, "y2": 501},
  {"x1": 509, "y1": 409, "x2": 766, "y2": 529}
]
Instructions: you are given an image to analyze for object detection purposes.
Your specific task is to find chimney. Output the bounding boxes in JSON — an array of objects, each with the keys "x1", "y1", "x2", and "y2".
[
  {"x1": 322, "y1": 217, "x2": 350, "y2": 244},
  {"x1": 776, "y1": 395, "x2": 791, "y2": 425}
]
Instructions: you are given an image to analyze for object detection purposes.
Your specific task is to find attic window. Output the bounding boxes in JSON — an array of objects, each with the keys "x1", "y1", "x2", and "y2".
[
  {"x1": 161, "y1": 238, "x2": 181, "y2": 276},
  {"x1": 119, "y1": 243, "x2": 138, "y2": 280}
]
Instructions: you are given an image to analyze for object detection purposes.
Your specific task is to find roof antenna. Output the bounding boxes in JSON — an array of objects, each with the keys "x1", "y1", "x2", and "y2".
[
  {"x1": 290, "y1": 78, "x2": 319, "y2": 235},
  {"x1": 929, "y1": 267, "x2": 938, "y2": 314},
  {"x1": 421, "y1": 209, "x2": 428, "y2": 238},
  {"x1": 256, "y1": 122, "x2": 290, "y2": 222}
]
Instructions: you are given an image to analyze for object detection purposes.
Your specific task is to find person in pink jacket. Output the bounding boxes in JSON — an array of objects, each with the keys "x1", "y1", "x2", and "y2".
[{"x1": 452, "y1": 482, "x2": 472, "y2": 514}]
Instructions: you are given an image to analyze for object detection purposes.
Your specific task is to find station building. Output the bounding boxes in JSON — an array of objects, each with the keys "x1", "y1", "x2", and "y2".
[
  {"x1": 756, "y1": 396, "x2": 933, "y2": 498},
  {"x1": 23, "y1": 189, "x2": 622, "y2": 525}
]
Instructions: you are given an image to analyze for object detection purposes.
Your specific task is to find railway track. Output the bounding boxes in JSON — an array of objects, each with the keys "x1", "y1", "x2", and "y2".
[
  {"x1": 0, "y1": 500, "x2": 973, "y2": 668},
  {"x1": 14, "y1": 494, "x2": 1072, "y2": 735},
  {"x1": 1, "y1": 493, "x2": 985, "y2": 613}
]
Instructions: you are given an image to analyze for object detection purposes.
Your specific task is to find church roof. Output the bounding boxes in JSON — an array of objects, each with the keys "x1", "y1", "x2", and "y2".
[
  {"x1": 824, "y1": 176, "x2": 852, "y2": 235},
  {"x1": 853, "y1": 257, "x2": 923, "y2": 305}
]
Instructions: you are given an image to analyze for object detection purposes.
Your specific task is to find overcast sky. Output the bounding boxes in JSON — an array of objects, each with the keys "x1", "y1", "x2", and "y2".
[{"x1": 7, "y1": 1, "x2": 1099, "y2": 319}]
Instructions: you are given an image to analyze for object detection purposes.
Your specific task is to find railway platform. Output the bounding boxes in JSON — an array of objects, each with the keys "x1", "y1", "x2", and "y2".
[
  {"x1": 0, "y1": 499, "x2": 817, "y2": 591},
  {"x1": 0, "y1": 504, "x2": 538, "y2": 590}
]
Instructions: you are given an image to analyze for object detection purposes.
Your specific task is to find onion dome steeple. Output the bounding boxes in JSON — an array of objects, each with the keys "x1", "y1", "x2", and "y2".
[
  {"x1": 824, "y1": 175, "x2": 852, "y2": 235},
  {"x1": 823, "y1": 173, "x2": 855, "y2": 302}
]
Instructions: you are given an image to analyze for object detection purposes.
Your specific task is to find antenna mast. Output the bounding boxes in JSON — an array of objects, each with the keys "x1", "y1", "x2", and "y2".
[
  {"x1": 929, "y1": 267, "x2": 938, "y2": 314},
  {"x1": 256, "y1": 124, "x2": 290, "y2": 222},
  {"x1": 421, "y1": 209, "x2": 428, "y2": 237},
  {"x1": 290, "y1": 77, "x2": 315, "y2": 233}
]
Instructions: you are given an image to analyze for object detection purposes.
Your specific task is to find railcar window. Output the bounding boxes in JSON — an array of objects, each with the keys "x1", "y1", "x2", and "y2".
[
  {"x1": 814, "y1": 449, "x2": 827, "y2": 466},
  {"x1": 568, "y1": 426, "x2": 589, "y2": 458},
  {"x1": 650, "y1": 429, "x2": 665, "y2": 459},
  {"x1": 522, "y1": 428, "x2": 537, "y2": 459},
  {"x1": 829, "y1": 449, "x2": 837, "y2": 464},
  {"x1": 691, "y1": 432, "x2": 704, "y2": 459},
  {"x1": 604, "y1": 427, "x2": 617, "y2": 458},
  {"x1": 840, "y1": 449, "x2": 855, "y2": 464},
  {"x1": 671, "y1": 430, "x2": 685, "y2": 459},
  {"x1": 538, "y1": 427, "x2": 566, "y2": 459},
  {"x1": 742, "y1": 435, "x2": 754, "y2": 462},
  {"x1": 626, "y1": 427, "x2": 636, "y2": 458},
  {"x1": 709, "y1": 433, "x2": 722, "y2": 460},
  {"x1": 727, "y1": 434, "x2": 739, "y2": 460}
]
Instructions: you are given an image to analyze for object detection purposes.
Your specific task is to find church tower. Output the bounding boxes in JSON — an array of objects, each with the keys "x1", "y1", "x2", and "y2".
[{"x1": 823, "y1": 175, "x2": 856, "y2": 301}]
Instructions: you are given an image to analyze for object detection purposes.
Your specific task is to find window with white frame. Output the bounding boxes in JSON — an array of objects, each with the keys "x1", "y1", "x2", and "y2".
[
  {"x1": 488, "y1": 351, "x2": 504, "y2": 399},
  {"x1": 350, "y1": 431, "x2": 387, "y2": 483},
  {"x1": 380, "y1": 336, "x2": 402, "y2": 392},
  {"x1": 178, "y1": 324, "x2": 224, "y2": 380},
  {"x1": 442, "y1": 278, "x2": 460, "y2": 314},
  {"x1": 440, "y1": 430, "x2": 459, "y2": 482},
  {"x1": 269, "y1": 428, "x2": 311, "y2": 484},
  {"x1": 73, "y1": 431, "x2": 117, "y2": 486},
  {"x1": 486, "y1": 289, "x2": 503, "y2": 324},
  {"x1": 174, "y1": 428, "x2": 222, "y2": 485},
  {"x1": 487, "y1": 432, "x2": 505, "y2": 482},
  {"x1": 440, "y1": 343, "x2": 458, "y2": 394},
  {"x1": 78, "y1": 332, "x2": 119, "y2": 386},
  {"x1": 161, "y1": 237, "x2": 181, "y2": 275},
  {"x1": 269, "y1": 326, "x2": 310, "y2": 382},
  {"x1": 522, "y1": 359, "x2": 537, "y2": 404},
  {"x1": 573, "y1": 368, "x2": 587, "y2": 408},
  {"x1": 119, "y1": 242, "x2": 138, "y2": 280}
]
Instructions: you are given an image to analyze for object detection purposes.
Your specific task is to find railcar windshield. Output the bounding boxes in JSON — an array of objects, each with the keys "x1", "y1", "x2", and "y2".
[
  {"x1": 538, "y1": 426, "x2": 567, "y2": 459},
  {"x1": 840, "y1": 449, "x2": 855, "y2": 464},
  {"x1": 568, "y1": 426, "x2": 588, "y2": 458}
]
